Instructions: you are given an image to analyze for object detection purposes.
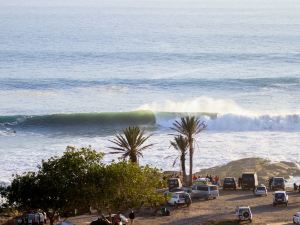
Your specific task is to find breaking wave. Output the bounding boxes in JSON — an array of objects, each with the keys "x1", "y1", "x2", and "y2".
[{"x1": 1, "y1": 111, "x2": 300, "y2": 133}]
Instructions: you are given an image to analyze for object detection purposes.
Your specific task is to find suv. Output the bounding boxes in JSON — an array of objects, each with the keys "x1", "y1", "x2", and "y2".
[
  {"x1": 273, "y1": 191, "x2": 288, "y2": 207},
  {"x1": 166, "y1": 191, "x2": 191, "y2": 207},
  {"x1": 254, "y1": 184, "x2": 267, "y2": 196},
  {"x1": 241, "y1": 172, "x2": 258, "y2": 190},
  {"x1": 236, "y1": 206, "x2": 253, "y2": 223},
  {"x1": 271, "y1": 177, "x2": 285, "y2": 191},
  {"x1": 223, "y1": 177, "x2": 237, "y2": 190}
]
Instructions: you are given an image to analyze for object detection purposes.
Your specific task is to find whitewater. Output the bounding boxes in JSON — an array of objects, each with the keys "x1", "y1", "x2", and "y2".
[{"x1": 1, "y1": 0, "x2": 300, "y2": 183}]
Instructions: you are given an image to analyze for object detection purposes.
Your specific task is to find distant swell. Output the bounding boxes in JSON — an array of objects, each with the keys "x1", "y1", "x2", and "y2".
[
  {"x1": 0, "y1": 111, "x2": 156, "y2": 129},
  {"x1": 1, "y1": 111, "x2": 300, "y2": 133}
]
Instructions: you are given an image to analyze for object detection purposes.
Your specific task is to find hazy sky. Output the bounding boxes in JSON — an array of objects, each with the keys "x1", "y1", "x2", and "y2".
[{"x1": 1, "y1": 0, "x2": 299, "y2": 8}]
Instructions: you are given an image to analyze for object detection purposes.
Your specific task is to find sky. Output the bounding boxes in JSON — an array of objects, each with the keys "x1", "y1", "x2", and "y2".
[{"x1": 1, "y1": 0, "x2": 299, "y2": 8}]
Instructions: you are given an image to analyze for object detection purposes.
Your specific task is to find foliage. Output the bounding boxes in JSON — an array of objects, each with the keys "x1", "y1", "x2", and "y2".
[
  {"x1": 6, "y1": 146, "x2": 104, "y2": 225},
  {"x1": 170, "y1": 135, "x2": 189, "y2": 186},
  {"x1": 172, "y1": 116, "x2": 206, "y2": 186},
  {"x1": 86, "y1": 161, "x2": 166, "y2": 212},
  {"x1": 5, "y1": 146, "x2": 165, "y2": 222},
  {"x1": 109, "y1": 126, "x2": 153, "y2": 164}
]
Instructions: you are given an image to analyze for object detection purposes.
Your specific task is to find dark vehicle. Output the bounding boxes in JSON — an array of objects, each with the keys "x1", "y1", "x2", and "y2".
[
  {"x1": 241, "y1": 172, "x2": 258, "y2": 190},
  {"x1": 223, "y1": 177, "x2": 237, "y2": 190},
  {"x1": 271, "y1": 177, "x2": 285, "y2": 191},
  {"x1": 23, "y1": 213, "x2": 45, "y2": 225},
  {"x1": 168, "y1": 178, "x2": 182, "y2": 191}
]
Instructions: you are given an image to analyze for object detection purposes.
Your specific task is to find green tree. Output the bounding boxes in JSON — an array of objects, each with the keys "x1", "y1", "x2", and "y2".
[
  {"x1": 172, "y1": 116, "x2": 206, "y2": 186},
  {"x1": 170, "y1": 135, "x2": 189, "y2": 186},
  {"x1": 87, "y1": 161, "x2": 165, "y2": 212},
  {"x1": 109, "y1": 126, "x2": 153, "y2": 164},
  {"x1": 6, "y1": 146, "x2": 104, "y2": 225}
]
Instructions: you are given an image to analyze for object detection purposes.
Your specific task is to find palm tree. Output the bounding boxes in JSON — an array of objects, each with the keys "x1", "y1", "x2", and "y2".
[
  {"x1": 172, "y1": 116, "x2": 206, "y2": 186},
  {"x1": 170, "y1": 135, "x2": 189, "y2": 186},
  {"x1": 109, "y1": 126, "x2": 153, "y2": 164}
]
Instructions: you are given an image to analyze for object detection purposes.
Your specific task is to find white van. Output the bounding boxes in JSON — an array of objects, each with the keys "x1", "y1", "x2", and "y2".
[{"x1": 191, "y1": 184, "x2": 219, "y2": 200}]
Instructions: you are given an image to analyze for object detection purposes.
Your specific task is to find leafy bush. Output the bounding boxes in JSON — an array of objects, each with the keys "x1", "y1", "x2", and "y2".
[{"x1": 4, "y1": 146, "x2": 165, "y2": 224}]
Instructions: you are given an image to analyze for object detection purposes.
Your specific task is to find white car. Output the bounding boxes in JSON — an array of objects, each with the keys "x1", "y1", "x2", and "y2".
[
  {"x1": 254, "y1": 185, "x2": 268, "y2": 196},
  {"x1": 293, "y1": 212, "x2": 300, "y2": 224},
  {"x1": 273, "y1": 191, "x2": 288, "y2": 207},
  {"x1": 165, "y1": 191, "x2": 191, "y2": 207},
  {"x1": 236, "y1": 206, "x2": 253, "y2": 223}
]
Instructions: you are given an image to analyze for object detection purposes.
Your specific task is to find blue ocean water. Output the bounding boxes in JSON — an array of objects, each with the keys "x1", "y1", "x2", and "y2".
[{"x1": 0, "y1": 0, "x2": 300, "y2": 183}]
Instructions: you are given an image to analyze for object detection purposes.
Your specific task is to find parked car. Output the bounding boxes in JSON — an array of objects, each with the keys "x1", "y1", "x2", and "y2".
[
  {"x1": 25, "y1": 213, "x2": 45, "y2": 225},
  {"x1": 273, "y1": 191, "x2": 288, "y2": 207},
  {"x1": 191, "y1": 184, "x2": 219, "y2": 200},
  {"x1": 271, "y1": 177, "x2": 286, "y2": 191},
  {"x1": 293, "y1": 212, "x2": 300, "y2": 224},
  {"x1": 165, "y1": 191, "x2": 191, "y2": 207},
  {"x1": 254, "y1": 184, "x2": 268, "y2": 196},
  {"x1": 223, "y1": 177, "x2": 237, "y2": 190},
  {"x1": 241, "y1": 172, "x2": 258, "y2": 190},
  {"x1": 236, "y1": 206, "x2": 253, "y2": 223},
  {"x1": 168, "y1": 178, "x2": 182, "y2": 191}
]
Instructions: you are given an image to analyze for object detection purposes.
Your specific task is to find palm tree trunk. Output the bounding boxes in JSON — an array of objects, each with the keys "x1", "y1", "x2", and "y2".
[
  {"x1": 181, "y1": 155, "x2": 187, "y2": 186},
  {"x1": 189, "y1": 139, "x2": 193, "y2": 186}
]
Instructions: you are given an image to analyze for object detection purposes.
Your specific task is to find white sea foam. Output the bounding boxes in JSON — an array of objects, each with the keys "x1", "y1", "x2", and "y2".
[
  {"x1": 137, "y1": 96, "x2": 252, "y2": 115},
  {"x1": 138, "y1": 97, "x2": 300, "y2": 131}
]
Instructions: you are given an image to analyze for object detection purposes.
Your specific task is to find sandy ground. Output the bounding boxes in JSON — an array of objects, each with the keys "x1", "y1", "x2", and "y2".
[
  {"x1": 68, "y1": 188, "x2": 300, "y2": 225},
  {"x1": 197, "y1": 158, "x2": 300, "y2": 183}
]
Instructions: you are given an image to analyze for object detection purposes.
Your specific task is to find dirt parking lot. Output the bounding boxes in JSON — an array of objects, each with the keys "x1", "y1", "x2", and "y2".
[{"x1": 70, "y1": 189, "x2": 300, "y2": 225}]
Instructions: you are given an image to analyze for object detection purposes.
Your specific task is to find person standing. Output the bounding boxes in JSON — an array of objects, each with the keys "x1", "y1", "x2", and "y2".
[{"x1": 128, "y1": 210, "x2": 135, "y2": 225}]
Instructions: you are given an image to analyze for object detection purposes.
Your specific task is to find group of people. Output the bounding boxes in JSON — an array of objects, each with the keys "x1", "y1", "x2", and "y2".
[
  {"x1": 192, "y1": 174, "x2": 220, "y2": 185},
  {"x1": 294, "y1": 183, "x2": 300, "y2": 192}
]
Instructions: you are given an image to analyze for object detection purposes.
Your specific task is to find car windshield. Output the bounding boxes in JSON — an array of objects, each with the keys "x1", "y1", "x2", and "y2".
[
  {"x1": 242, "y1": 174, "x2": 254, "y2": 181},
  {"x1": 257, "y1": 187, "x2": 265, "y2": 191},
  {"x1": 275, "y1": 193, "x2": 284, "y2": 198},
  {"x1": 197, "y1": 186, "x2": 209, "y2": 191},
  {"x1": 224, "y1": 178, "x2": 234, "y2": 183},
  {"x1": 274, "y1": 178, "x2": 283, "y2": 184}
]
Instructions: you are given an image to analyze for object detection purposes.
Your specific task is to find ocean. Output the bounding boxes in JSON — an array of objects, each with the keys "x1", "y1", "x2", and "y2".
[{"x1": 1, "y1": 0, "x2": 300, "y2": 183}]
